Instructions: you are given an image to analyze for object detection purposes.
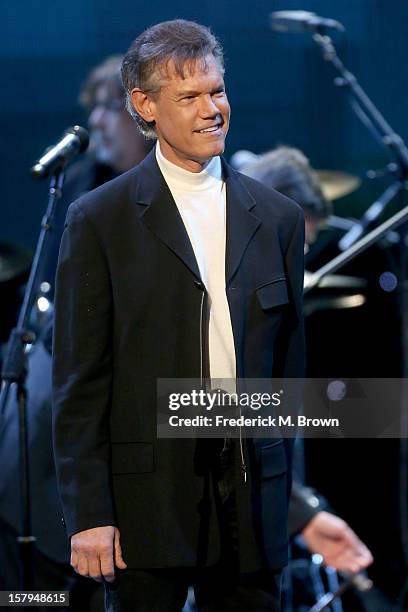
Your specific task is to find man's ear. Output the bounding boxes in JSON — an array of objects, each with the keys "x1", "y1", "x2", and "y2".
[{"x1": 130, "y1": 89, "x2": 157, "y2": 123}]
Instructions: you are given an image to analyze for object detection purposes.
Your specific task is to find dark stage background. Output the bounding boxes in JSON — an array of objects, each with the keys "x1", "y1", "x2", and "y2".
[
  {"x1": 2, "y1": 0, "x2": 408, "y2": 248},
  {"x1": 1, "y1": 0, "x2": 408, "y2": 608}
]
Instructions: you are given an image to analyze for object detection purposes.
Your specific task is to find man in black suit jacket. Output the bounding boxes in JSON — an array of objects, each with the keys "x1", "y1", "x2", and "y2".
[{"x1": 52, "y1": 20, "x2": 305, "y2": 611}]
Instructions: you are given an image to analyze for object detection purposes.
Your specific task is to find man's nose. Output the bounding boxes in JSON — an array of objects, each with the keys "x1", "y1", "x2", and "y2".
[
  {"x1": 198, "y1": 94, "x2": 220, "y2": 117},
  {"x1": 89, "y1": 105, "x2": 107, "y2": 129}
]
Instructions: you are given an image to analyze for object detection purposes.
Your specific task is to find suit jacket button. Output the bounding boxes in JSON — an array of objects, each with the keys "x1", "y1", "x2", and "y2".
[
  {"x1": 61, "y1": 517, "x2": 66, "y2": 528},
  {"x1": 194, "y1": 280, "x2": 204, "y2": 290}
]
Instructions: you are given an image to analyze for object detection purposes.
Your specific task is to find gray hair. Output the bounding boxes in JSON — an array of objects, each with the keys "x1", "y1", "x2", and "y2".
[
  {"x1": 121, "y1": 19, "x2": 224, "y2": 139},
  {"x1": 240, "y1": 146, "x2": 332, "y2": 219},
  {"x1": 79, "y1": 55, "x2": 124, "y2": 110}
]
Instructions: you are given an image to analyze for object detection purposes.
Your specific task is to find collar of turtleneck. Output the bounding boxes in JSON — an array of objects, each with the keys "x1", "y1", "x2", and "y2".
[{"x1": 155, "y1": 141, "x2": 223, "y2": 191}]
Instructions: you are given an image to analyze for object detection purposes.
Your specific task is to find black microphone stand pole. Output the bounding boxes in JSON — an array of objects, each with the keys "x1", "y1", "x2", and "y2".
[
  {"x1": 269, "y1": 20, "x2": 408, "y2": 608},
  {"x1": 311, "y1": 28, "x2": 408, "y2": 595},
  {"x1": 312, "y1": 31, "x2": 408, "y2": 251},
  {"x1": 312, "y1": 32, "x2": 408, "y2": 169},
  {"x1": 308, "y1": 577, "x2": 359, "y2": 612},
  {"x1": 0, "y1": 168, "x2": 65, "y2": 594}
]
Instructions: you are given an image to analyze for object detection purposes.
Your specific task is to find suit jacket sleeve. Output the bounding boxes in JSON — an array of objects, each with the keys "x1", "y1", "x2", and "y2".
[
  {"x1": 52, "y1": 200, "x2": 115, "y2": 538},
  {"x1": 288, "y1": 481, "x2": 327, "y2": 537}
]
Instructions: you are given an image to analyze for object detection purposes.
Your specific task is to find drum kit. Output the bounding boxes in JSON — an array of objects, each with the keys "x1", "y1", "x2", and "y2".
[{"x1": 304, "y1": 170, "x2": 368, "y2": 316}]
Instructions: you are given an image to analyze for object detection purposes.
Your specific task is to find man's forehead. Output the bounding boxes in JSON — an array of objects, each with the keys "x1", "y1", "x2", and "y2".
[
  {"x1": 158, "y1": 55, "x2": 223, "y2": 87},
  {"x1": 94, "y1": 81, "x2": 121, "y2": 101}
]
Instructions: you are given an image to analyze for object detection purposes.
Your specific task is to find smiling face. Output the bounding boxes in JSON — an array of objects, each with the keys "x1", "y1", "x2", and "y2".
[{"x1": 131, "y1": 55, "x2": 230, "y2": 172}]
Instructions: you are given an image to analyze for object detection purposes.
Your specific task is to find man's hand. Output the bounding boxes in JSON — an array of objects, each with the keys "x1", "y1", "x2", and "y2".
[
  {"x1": 70, "y1": 526, "x2": 127, "y2": 582},
  {"x1": 301, "y1": 511, "x2": 373, "y2": 573}
]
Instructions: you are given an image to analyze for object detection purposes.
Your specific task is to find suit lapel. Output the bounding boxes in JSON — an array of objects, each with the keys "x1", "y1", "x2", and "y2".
[
  {"x1": 223, "y1": 161, "x2": 262, "y2": 286},
  {"x1": 132, "y1": 151, "x2": 262, "y2": 285},
  {"x1": 133, "y1": 150, "x2": 201, "y2": 281}
]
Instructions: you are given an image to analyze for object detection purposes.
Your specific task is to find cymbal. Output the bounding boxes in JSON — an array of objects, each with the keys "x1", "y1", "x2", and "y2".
[
  {"x1": 304, "y1": 271, "x2": 367, "y2": 291},
  {"x1": 315, "y1": 170, "x2": 361, "y2": 201},
  {"x1": 304, "y1": 293, "x2": 366, "y2": 316},
  {"x1": 0, "y1": 242, "x2": 32, "y2": 283}
]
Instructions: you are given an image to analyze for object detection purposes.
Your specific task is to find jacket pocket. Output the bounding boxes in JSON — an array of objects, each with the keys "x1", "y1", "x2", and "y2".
[
  {"x1": 260, "y1": 439, "x2": 287, "y2": 478},
  {"x1": 111, "y1": 442, "x2": 154, "y2": 474},
  {"x1": 256, "y1": 278, "x2": 288, "y2": 310}
]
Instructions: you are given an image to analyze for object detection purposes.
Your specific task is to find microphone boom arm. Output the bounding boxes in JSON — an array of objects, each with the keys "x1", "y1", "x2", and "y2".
[{"x1": 312, "y1": 32, "x2": 408, "y2": 173}]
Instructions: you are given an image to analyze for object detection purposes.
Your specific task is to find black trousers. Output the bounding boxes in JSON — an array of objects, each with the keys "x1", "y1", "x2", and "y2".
[
  {"x1": 105, "y1": 441, "x2": 282, "y2": 612},
  {"x1": 104, "y1": 564, "x2": 281, "y2": 612}
]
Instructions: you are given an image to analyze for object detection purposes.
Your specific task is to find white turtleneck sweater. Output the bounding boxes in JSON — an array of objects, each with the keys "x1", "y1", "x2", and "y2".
[{"x1": 156, "y1": 142, "x2": 236, "y2": 384}]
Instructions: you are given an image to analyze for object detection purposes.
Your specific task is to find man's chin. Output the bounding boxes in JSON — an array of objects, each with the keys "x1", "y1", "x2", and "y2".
[{"x1": 197, "y1": 141, "x2": 225, "y2": 162}]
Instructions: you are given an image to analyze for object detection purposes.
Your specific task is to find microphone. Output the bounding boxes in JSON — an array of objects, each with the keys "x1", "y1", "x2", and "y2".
[
  {"x1": 270, "y1": 11, "x2": 345, "y2": 34},
  {"x1": 31, "y1": 125, "x2": 89, "y2": 179}
]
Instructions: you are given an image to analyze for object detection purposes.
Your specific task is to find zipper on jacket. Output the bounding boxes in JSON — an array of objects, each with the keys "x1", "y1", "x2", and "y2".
[
  {"x1": 199, "y1": 280, "x2": 247, "y2": 485},
  {"x1": 238, "y1": 398, "x2": 247, "y2": 484},
  {"x1": 239, "y1": 433, "x2": 247, "y2": 484},
  {"x1": 225, "y1": 288, "x2": 247, "y2": 486},
  {"x1": 199, "y1": 290, "x2": 205, "y2": 387}
]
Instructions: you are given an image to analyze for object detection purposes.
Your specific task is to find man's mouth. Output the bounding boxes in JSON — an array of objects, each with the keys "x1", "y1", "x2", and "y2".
[{"x1": 196, "y1": 122, "x2": 223, "y2": 134}]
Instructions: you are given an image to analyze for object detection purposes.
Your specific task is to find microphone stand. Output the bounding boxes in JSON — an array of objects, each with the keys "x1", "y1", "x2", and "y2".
[
  {"x1": 309, "y1": 28, "x2": 408, "y2": 592},
  {"x1": 308, "y1": 577, "x2": 364, "y2": 612},
  {"x1": 312, "y1": 32, "x2": 408, "y2": 168},
  {"x1": 0, "y1": 168, "x2": 65, "y2": 594},
  {"x1": 311, "y1": 31, "x2": 408, "y2": 251}
]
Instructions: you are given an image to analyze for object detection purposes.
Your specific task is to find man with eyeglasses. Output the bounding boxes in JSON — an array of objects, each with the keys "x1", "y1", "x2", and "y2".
[
  {"x1": 83, "y1": 55, "x2": 148, "y2": 176},
  {"x1": 43, "y1": 55, "x2": 150, "y2": 290}
]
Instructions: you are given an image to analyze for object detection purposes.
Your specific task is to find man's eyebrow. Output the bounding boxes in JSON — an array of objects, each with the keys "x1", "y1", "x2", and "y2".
[
  {"x1": 175, "y1": 89, "x2": 199, "y2": 97},
  {"x1": 175, "y1": 84, "x2": 225, "y2": 97}
]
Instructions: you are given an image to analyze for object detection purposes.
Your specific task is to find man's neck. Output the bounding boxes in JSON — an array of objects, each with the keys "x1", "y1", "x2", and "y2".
[
  {"x1": 157, "y1": 140, "x2": 211, "y2": 173},
  {"x1": 156, "y1": 142, "x2": 222, "y2": 187}
]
